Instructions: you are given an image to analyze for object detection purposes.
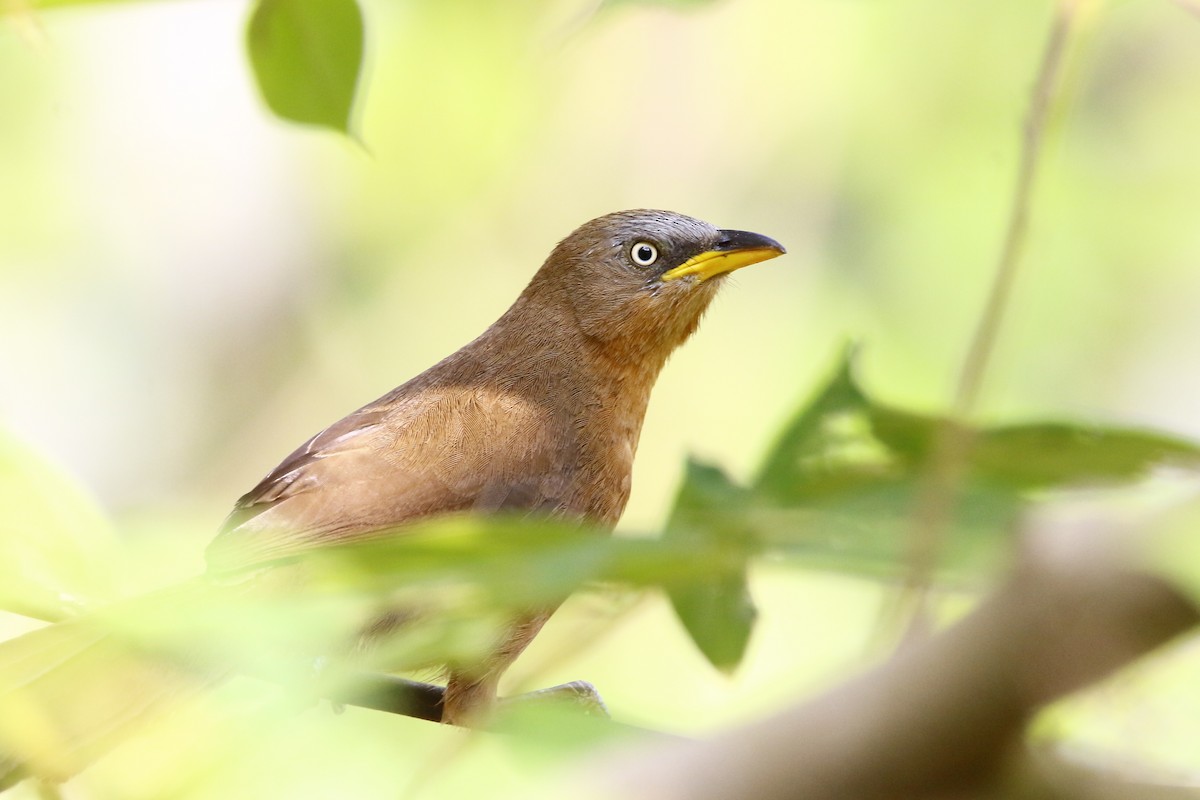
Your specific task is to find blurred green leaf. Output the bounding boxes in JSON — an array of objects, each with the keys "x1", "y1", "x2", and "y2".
[
  {"x1": 1142, "y1": 498, "x2": 1200, "y2": 612},
  {"x1": 867, "y1": 407, "x2": 1200, "y2": 490},
  {"x1": 753, "y1": 477, "x2": 1021, "y2": 581},
  {"x1": 667, "y1": 571, "x2": 755, "y2": 674},
  {"x1": 0, "y1": 429, "x2": 116, "y2": 620},
  {"x1": 758, "y1": 346, "x2": 1200, "y2": 500},
  {"x1": 494, "y1": 701, "x2": 651, "y2": 763},
  {"x1": 600, "y1": 0, "x2": 721, "y2": 9},
  {"x1": 663, "y1": 461, "x2": 756, "y2": 672},
  {"x1": 640, "y1": 348, "x2": 1011, "y2": 661},
  {"x1": 15, "y1": 0, "x2": 151, "y2": 10},
  {"x1": 736, "y1": 345, "x2": 1200, "y2": 583},
  {"x1": 754, "y1": 342, "x2": 886, "y2": 503},
  {"x1": 246, "y1": 0, "x2": 364, "y2": 134},
  {"x1": 972, "y1": 422, "x2": 1200, "y2": 489}
]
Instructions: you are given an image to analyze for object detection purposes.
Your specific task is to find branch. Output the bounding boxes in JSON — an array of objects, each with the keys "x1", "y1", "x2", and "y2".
[
  {"x1": 591, "y1": 510, "x2": 1200, "y2": 800},
  {"x1": 327, "y1": 672, "x2": 445, "y2": 722}
]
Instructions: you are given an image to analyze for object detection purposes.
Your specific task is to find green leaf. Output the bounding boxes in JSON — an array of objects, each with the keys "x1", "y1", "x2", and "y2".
[
  {"x1": 755, "y1": 344, "x2": 903, "y2": 506},
  {"x1": 662, "y1": 460, "x2": 757, "y2": 672},
  {"x1": 666, "y1": 571, "x2": 755, "y2": 674},
  {"x1": 972, "y1": 422, "x2": 1200, "y2": 489},
  {"x1": 19, "y1": 0, "x2": 149, "y2": 10},
  {"x1": 753, "y1": 476, "x2": 1021, "y2": 582},
  {"x1": 1142, "y1": 498, "x2": 1200, "y2": 612},
  {"x1": 75, "y1": 516, "x2": 757, "y2": 687},
  {"x1": 600, "y1": 0, "x2": 720, "y2": 9},
  {"x1": 246, "y1": 0, "x2": 364, "y2": 134},
  {"x1": 744, "y1": 344, "x2": 1200, "y2": 583},
  {"x1": 867, "y1": 407, "x2": 1200, "y2": 490},
  {"x1": 0, "y1": 429, "x2": 116, "y2": 620}
]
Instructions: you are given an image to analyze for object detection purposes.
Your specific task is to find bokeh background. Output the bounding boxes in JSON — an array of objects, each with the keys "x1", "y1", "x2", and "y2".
[{"x1": 4, "y1": 0, "x2": 1200, "y2": 796}]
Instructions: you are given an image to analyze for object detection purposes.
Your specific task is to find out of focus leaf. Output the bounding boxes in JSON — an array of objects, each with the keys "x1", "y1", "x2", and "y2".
[
  {"x1": 868, "y1": 407, "x2": 1200, "y2": 490},
  {"x1": 286, "y1": 514, "x2": 739, "y2": 602},
  {"x1": 46, "y1": 516, "x2": 755, "y2": 703},
  {"x1": 494, "y1": 701, "x2": 651, "y2": 762},
  {"x1": 1142, "y1": 498, "x2": 1200, "y2": 611},
  {"x1": 759, "y1": 347, "x2": 1200, "y2": 504},
  {"x1": 12, "y1": 0, "x2": 366, "y2": 133},
  {"x1": 662, "y1": 461, "x2": 756, "y2": 672},
  {"x1": 600, "y1": 0, "x2": 721, "y2": 9},
  {"x1": 667, "y1": 571, "x2": 755, "y2": 673},
  {"x1": 16, "y1": 0, "x2": 150, "y2": 10},
  {"x1": 732, "y1": 346, "x2": 1200, "y2": 584},
  {"x1": 754, "y1": 343, "x2": 879, "y2": 502},
  {"x1": 972, "y1": 422, "x2": 1200, "y2": 489},
  {"x1": 753, "y1": 476, "x2": 1021, "y2": 581},
  {"x1": 246, "y1": 0, "x2": 364, "y2": 134},
  {"x1": 0, "y1": 429, "x2": 116, "y2": 620}
]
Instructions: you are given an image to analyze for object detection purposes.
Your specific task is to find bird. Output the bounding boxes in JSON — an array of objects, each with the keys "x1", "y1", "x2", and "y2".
[{"x1": 0, "y1": 209, "x2": 785, "y2": 786}]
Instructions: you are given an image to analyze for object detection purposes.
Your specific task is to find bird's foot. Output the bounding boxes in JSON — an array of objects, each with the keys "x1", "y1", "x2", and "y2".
[{"x1": 499, "y1": 680, "x2": 609, "y2": 719}]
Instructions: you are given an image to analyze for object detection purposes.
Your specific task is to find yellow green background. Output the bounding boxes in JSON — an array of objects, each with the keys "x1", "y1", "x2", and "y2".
[{"x1": 2, "y1": 0, "x2": 1200, "y2": 796}]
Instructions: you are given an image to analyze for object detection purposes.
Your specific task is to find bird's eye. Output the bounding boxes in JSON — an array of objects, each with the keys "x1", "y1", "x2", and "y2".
[{"x1": 630, "y1": 241, "x2": 659, "y2": 267}]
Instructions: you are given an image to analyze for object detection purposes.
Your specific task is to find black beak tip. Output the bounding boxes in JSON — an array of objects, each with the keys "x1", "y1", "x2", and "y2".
[{"x1": 716, "y1": 228, "x2": 786, "y2": 255}]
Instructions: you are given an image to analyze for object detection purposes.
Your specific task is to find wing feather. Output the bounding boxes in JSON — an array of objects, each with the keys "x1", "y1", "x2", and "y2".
[{"x1": 207, "y1": 387, "x2": 569, "y2": 573}]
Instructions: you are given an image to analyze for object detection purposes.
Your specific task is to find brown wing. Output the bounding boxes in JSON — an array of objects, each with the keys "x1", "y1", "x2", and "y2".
[
  {"x1": 206, "y1": 387, "x2": 573, "y2": 574},
  {"x1": 221, "y1": 403, "x2": 393, "y2": 532}
]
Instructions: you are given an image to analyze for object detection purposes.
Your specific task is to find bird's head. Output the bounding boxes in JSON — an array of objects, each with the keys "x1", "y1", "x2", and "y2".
[{"x1": 532, "y1": 209, "x2": 786, "y2": 360}]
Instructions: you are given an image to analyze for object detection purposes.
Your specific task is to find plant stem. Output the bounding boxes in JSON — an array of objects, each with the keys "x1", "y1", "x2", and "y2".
[{"x1": 892, "y1": 0, "x2": 1086, "y2": 641}]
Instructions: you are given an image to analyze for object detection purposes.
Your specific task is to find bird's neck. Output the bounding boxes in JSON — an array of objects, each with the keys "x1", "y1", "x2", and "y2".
[
  {"x1": 420, "y1": 281, "x2": 699, "y2": 525},
  {"x1": 483, "y1": 286, "x2": 671, "y2": 417}
]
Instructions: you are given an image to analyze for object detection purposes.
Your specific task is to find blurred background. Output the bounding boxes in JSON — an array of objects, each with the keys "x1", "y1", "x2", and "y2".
[{"x1": 4, "y1": 0, "x2": 1200, "y2": 796}]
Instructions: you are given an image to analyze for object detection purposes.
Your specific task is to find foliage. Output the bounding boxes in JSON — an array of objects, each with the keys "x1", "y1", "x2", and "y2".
[
  {"x1": 2, "y1": 341, "x2": 1199, "y2": 794},
  {"x1": 665, "y1": 347, "x2": 1200, "y2": 669},
  {"x1": 3, "y1": 0, "x2": 1200, "y2": 796},
  {"x1": 4, "y1": 346, "x2": 1197, "y2": 674},
  {"x1": 0, "y1": 430, "x2": 116, "y2": 623},
  {"x1": 246, "y1": 0, "x2": 364, "y2": 134},
  {"x1": 10, "y1": 0, "x2": 366, "y2": 134}
]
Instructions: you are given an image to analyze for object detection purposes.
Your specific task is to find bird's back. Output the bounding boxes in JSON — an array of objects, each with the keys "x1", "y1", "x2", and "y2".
[{"x1": 207, "y1": 337, "x2": 642, "y2": 573}]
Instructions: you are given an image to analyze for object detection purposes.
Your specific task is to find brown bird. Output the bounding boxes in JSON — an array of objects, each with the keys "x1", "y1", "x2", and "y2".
[{"x1": 0, "y1": 210, "x2": 784, "y2": 783}]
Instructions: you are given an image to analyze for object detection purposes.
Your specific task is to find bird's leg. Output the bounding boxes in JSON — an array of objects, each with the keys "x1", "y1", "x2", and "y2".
[
  {"x1": 333, "y1": 612, "x2": 601, "y2": 726},
  {"x1": 441, "y1": 611, "x2": 555, "y2": 725},
  {"x1": 441, "y1": 672, "x2": 501, "y2": 726},
  {"x1": 320, "y1": 672, "x2": 607, "y2": 725}
]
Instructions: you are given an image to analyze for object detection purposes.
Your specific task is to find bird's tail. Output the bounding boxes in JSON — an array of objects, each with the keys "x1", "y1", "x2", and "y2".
[{"x1": 0, "y1": 610, "x2": 211, "y2": 790}]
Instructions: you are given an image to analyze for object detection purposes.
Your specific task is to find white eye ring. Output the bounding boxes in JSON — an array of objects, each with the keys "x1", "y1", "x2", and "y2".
[{"x1": 630, "y1": 241, "x2": 659, "y2": 267}]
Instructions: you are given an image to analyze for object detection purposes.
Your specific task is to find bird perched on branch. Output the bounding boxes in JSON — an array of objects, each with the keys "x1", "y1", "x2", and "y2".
[{"x1": 0, "y1": 209, "x2": 784, "y2": 785}]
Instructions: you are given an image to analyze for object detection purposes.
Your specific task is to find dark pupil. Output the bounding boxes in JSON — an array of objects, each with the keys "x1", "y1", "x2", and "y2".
[{"x1": 636, "y1": 245, "x2": 654, "y2": 262}]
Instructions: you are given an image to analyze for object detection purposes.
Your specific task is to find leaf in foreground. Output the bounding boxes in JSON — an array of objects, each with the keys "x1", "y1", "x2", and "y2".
[
  {"x1": 0, "y1": 429, "x2": 116, "y2": 620},
  {"x1": 739, "y1": 346, "x2": 1200, "y2": 580},
  {"x1": 663, "y1": 461, "x2": 756, "y2": 673},
  {"x1": 246, "y1": 0, "x2": 364, "y2": 134}
]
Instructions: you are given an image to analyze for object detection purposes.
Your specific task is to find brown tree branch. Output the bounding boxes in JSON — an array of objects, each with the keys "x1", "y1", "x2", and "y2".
[
  {"x1": 327, "y1": 672, "x2": 446, "y2": 722},
  {"x1": 591, "y1": 512, "x2": 1200, "y2": 800}
]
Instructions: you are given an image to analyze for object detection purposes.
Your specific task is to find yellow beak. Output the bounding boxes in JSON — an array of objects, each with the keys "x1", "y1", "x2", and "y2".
[{"x1": 660, "y1": 229, "x2": 786, "y2": 283}]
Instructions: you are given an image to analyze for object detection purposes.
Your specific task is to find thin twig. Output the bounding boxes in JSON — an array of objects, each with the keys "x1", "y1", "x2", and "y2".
[
  {"x1": 890, "y1": 0, "x2": 1085, "y2": 641},
  {"x1": 954, "y1": 0, "x2": 1079, "y2": 416}
]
